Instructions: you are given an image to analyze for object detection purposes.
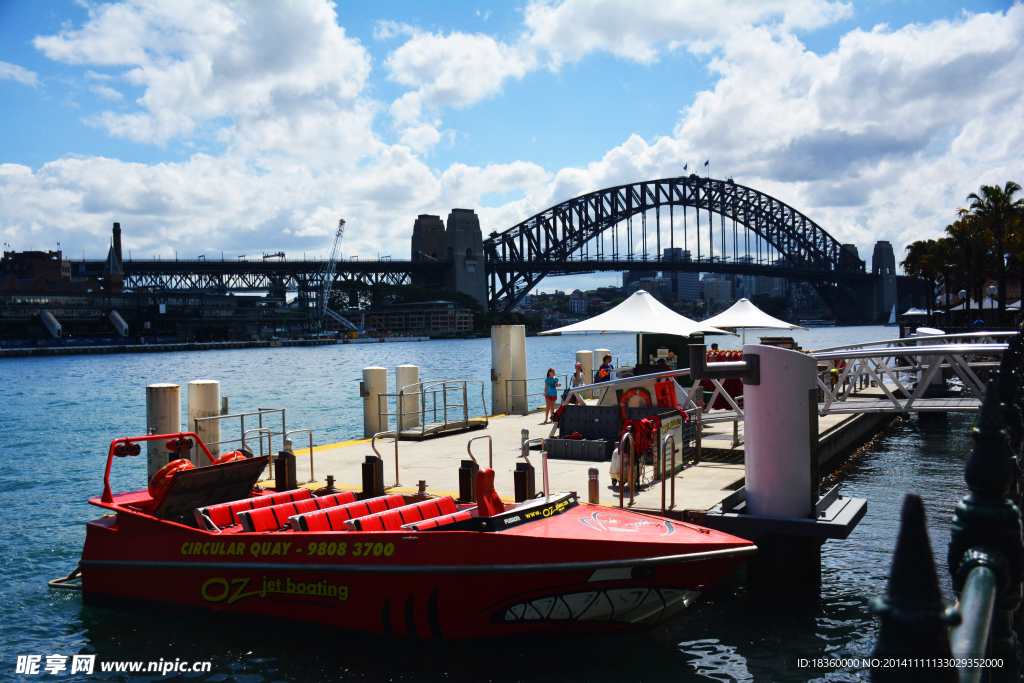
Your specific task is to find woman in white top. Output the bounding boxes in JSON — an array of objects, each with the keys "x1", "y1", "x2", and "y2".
[{"x1": 567, "y1": 361, "x2": 586, "y2": 404}]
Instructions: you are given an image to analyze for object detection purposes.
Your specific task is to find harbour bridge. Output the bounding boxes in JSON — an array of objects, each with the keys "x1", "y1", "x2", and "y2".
[{"x1": 72, "y1": 176, "x2": 897, "y2": 324}]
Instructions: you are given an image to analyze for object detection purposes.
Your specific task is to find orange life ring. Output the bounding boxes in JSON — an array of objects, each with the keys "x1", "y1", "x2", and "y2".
[
  {"x1": 213, "y1": 450, "x2": 247, "y2": 465},
  {"x1": 149, "y1": 458, "x2": 195, "y2": 498},
  {"x1": 618, "y1": 387, "x2": 653, "y2": 421}
]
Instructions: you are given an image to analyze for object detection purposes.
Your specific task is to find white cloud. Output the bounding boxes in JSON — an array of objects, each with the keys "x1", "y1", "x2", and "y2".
[
  {"x1": 34, "y1": 0, "x2": 374, "y2": 159},
  {"x1": 90, "y1": 84, "x2": 122, "y2": 100},
  {"x1": 523, "y1": 0, "x2": 852, "y2": 67},
  {"x1": 0, "y1": 60, "x2": 38, "y2": 86}
]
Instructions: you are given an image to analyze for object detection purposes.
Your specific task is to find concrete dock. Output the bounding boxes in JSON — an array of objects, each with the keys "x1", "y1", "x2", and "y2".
[{"x1": 272, "y1": 388, "x2": 897, "y2": 514}]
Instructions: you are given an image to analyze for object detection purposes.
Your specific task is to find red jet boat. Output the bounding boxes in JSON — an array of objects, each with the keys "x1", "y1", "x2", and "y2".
[{"x1": 70, "y1": 432, "x2": 755, "y2": 638}]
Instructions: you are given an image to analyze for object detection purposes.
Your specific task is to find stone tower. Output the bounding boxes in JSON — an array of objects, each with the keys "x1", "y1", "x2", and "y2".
[
  {"x1": 410, "y1": 214, "x2": 445, "y2": 261},
  {"x1": 872, "y1": 241, "x2": 897, "y2": 323},
  {"x1": 444, "y1": 209, "x2": 487, "y2": 311}
]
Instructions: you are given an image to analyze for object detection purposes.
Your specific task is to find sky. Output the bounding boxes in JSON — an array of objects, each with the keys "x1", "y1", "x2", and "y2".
[{"x1": 1, "y1": 0, "x2": 1022, "y2": 293}]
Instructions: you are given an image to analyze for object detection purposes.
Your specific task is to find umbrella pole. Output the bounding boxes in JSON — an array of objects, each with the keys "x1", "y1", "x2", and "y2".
[{"x1": 742, "y1": 328, "x2": 745, "y2": 346}]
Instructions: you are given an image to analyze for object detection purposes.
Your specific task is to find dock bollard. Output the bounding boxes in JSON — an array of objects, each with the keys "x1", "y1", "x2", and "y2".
[
  {"x1": 145, "y1": 383, "x2": 180, "y2": 480},
  {"x1": 521, "y1": 429, "x2": 529, "y2": 450},
  {"x1": 459, "y1": 459, "x2": 480, "y2": 503},
  {"x1": 588, "y1": 467, "x2": 599, "y2": 504},
  {"x1": 361, "y1": 455, "x2": 384, "y2": 499},
  {"x1": 514, "y1": 462, "x2": 536, "y2": 502},
  {"x1": 274, "y1": 448, "x2": 297, "y2": 492},
  {"x1": 188, "y1": 380, "x2": 221, "y2": 465}
]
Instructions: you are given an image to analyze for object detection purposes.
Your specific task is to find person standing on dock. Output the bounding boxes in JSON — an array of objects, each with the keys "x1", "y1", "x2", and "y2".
[
  {"x1": 543, "y1": 368, "x2": 561, "y2": 423},
  {"x1": 564, "y1": 362, "x2": 586, "y2": 405},
  {"x1": 596, "y1": 354, "x2": 614, "y2": 383}
]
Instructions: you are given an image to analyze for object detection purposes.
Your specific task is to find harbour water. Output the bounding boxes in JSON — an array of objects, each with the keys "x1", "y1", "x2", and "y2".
[{"x1": 1, "y1": 326, "x2": 972, "y2": 681}]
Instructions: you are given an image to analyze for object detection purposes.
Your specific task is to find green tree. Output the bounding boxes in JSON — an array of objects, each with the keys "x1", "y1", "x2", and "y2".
[
  {"x1": 967, "y1": 181, "x2": 1023, "y2": 323},
  {"x1": 901, "y1": 238, "x2": 939, "y2": 323}
]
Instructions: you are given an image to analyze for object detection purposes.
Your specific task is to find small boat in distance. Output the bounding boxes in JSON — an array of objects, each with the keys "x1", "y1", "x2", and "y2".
[{"x1": 65, "y1": 432, "x2": 755, "y2": 638}]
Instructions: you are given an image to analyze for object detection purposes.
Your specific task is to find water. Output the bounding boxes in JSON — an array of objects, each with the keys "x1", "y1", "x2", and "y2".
[{"x1": 0, "y1": 326, "x2": 972, "y2": 681}]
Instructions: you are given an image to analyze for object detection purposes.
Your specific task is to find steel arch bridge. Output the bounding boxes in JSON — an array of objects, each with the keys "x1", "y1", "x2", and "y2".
[{"x1": 483, "y1": 175, "x2": 870, "y2": 317}]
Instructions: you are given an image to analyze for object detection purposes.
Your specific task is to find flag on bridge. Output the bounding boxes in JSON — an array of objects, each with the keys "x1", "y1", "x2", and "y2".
[
  {"x1": 683, "y1": 163, "x2": 687, "y2": 171},
  {"x1": 704, "y1": 159, "x2": 709, "y2": 167}
]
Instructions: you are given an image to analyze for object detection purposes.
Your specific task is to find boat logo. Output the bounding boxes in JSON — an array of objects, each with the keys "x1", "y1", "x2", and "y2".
[
  {"x1": 577, "y1": 511, "x2": 675, "y2": 535},
  {"x1": 503, "y1": 515, "x2": 521, "y2": 525},
  {"x1": 201, "y1": 575, "x2": 349, "y2": 607}
]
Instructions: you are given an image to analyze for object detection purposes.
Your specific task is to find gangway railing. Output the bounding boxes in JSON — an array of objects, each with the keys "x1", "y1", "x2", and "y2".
[
  {"x1": 504, "y1": 374, "x2": 568, "y2": 415},
  {"x1": 284, "y1": 429, "x2": 316, "y2": 483},
  {"x1": 814, "y1": 343, "x2": 1007, "y2": 413},
  {"x1": 371, "y1": 430, "x2": 400, "y2": 488},
  {"x1": 378, "y1": 380, "x2": 488, "y2": 438},
  {"x1": 193, "y1": 407, "x2": 286, "y2": 458},
  {"x1": 467, "y1": 435, "x2": 493, "y2": 469}
]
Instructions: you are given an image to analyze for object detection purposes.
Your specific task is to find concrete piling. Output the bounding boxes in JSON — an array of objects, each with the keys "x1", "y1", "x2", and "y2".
[
  {"x1": 576, "y1": 350, "x2": 593, "y2": 400},
  {"x1": 145, "y1": 383, "x2": 181, "y2": 480},
  {"x1": 188, "y1": 380, "x2": 221, "y2": 464},
  {"x1": 491, "y1": 325, "x2": 526, "y2": 414},
  {"x1": 362, "y1": 367, "x2": 387, "y2": 438},
  {"x1": 396, "y1": 364, "x2": 420, "y2": 431}
]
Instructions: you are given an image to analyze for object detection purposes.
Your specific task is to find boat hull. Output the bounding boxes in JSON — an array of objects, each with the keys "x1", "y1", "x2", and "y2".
[{"x1": 80, "y1": 501, "x2": 752, "y2": 638}]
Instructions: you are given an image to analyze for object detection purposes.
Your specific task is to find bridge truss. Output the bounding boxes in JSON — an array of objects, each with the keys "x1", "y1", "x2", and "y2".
[{"x1": 483, "y1": 175, "x2": 869, "y2": 316}]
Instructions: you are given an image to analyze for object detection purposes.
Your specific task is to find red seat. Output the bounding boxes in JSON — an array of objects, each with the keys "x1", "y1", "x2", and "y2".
[
  {"x1": 238, "y1": 491, "x2": 357, "y2": 532},
  {"x1": 345, "y1": 496, "x2": 458, "y2": 532},
  {"x1": 290, "y1": 495, "x2": 406, "y2": 532},
  {"x1": 195, "y1": 488, "x2": 312, "y2": 530},
  {"x1": 401, "y1": 509, "x2": 475, "y2": 531},
  {"x1": 475, "y1": 468, "x2": 505, "y2": 517}
]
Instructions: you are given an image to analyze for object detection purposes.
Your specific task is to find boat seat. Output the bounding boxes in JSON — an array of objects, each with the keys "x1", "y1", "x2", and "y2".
[
  {"x1": 195, "y1": 488, "x2": 312, "y2": 530},
  {"x1": 401, "y1": 509, "x2": 475, "y2": 531},
  {"x1": 345, "y1": 496, "x2": 458, "y2": 532},
  {"x1": 289, "y1": 495, "x2": 406, "y2": 532},
  {"x1": 237, "y1": 491, "x2": 358, "y2": 533},
  {"x1": 475, "y1": 468, "x2": 505, "y2": 517}
]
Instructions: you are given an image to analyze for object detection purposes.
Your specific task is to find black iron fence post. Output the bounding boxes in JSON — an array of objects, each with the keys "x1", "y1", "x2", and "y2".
[
  {"x1": 870, "y1": 493, "x2": 959, "y2": 682},
  {"x1": 948, "y1": 381, "x2": 1023, "y2": 681}
]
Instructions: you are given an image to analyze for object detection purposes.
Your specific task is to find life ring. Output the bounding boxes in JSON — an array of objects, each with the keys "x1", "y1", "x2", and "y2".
[
  {"x1": 213, "y1": 450, "x2": 247, "y2": 465},
  {"x1": 618, "y1": 387, "x2": 653, "y2": 421},
  {"x1": 149, "y1": 458, "x2": 195, "y2": 498}
]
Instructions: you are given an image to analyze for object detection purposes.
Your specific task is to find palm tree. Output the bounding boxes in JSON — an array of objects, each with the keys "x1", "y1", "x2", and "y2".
[
  {"x1": 967, "y1": 181, "x2": 1023, "y2": 323},
  {"x1": 901, "y1": 239, "x2": 939, "y2": 323}
]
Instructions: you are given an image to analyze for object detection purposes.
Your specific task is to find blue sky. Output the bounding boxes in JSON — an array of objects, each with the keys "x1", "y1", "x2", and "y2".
[{"x1": 1, "y1": 0, "x2": 1022, "y2": 292}]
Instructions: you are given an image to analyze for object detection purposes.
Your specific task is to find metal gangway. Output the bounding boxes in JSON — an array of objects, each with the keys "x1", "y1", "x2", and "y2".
[
  {"x1": 377, "y1": 380, "x2": 488, "y2": 440},
  {"x1": 814, "y1": 333, "x2": 1013, "y2": 414}
]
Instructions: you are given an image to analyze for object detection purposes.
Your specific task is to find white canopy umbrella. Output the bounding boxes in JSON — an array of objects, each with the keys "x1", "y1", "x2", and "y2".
[
  {"x1": 948, "y1": 296, "x2": 997, "y2": 311},
  {"x1": 540, "y1": 289, "x2": 733, "y2": 337},
  {"x1": 701, "y1": 297, "x2": 807, "y2": 344},
  {"x1": 901, "y1": 308, "x2": 930, "y2": 316}
]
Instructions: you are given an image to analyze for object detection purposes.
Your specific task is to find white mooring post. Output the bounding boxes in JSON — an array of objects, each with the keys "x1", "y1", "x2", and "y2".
[
  {"x1": 576, "y1": 350, "x2": 594, "y2": 401},
  {"x1": 188, "y1": 379, "x2": 221, "y2": 465},
  {"x1": 509, "y1": 326, "x2": 527, "y2": 413},
  {"x1": 396, "y1": 364, "x2": 420, "y2": 431},
  {"x1": 146, "y1": 383, "x2": 181, "y2": 480},
  {"x1": 742, "y1": 344, "x2": 819, "y2": 519},
  {"x1": 362, "y1": 366, "x2": 387, "y2": 438}
]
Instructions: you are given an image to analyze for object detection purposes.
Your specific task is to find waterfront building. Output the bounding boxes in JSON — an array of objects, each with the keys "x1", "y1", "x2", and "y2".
[{"x1": 702, "y1": 275, "x2": 732, "y2": 302}]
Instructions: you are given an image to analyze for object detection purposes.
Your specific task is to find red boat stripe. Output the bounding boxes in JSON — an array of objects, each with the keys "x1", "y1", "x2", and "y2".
[{"x1": 80, "y1": 545, "x2": 758, "y2": 574}]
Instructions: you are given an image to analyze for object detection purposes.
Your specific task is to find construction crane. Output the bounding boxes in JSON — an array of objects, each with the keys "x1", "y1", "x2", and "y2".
[{"x1": 318, "y1": 219, "x2": 358, "y2": 332}]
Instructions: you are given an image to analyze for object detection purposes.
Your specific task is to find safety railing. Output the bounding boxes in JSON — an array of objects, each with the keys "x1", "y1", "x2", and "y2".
[
  {"x1": 661, "y1": 434, "x2": 675, "y2": 517},
  {"x1": 814, "y1": 343, "x2": 1007, "y2": 413},
  {"x1": 193, "y1": 407, "x2": 285, "y2": 458},
  {"x1": 869, "y1": 332, "x2": 1024, "y2": 681},
  {"x1": 284, "y1": 429, "x2": 315, "y2": 483},
  {"x1": 377, "y1": 380, "x2": 488, "y2": 437},
  {"x1": 243, "y1": 428, "x2": 273, "y2": 477},
  {"x1": 467, "y1": 434, "x2": 493, "y2": 469},
  {"x1": 372, "y1": 430, "x2": 400, "y2": 488},
  {"x1": 521, "y1": 437, "x2": 548, "y2": 500},
  {"x1": 504, "y1": 374, "x2": 569, "y2": 415}
]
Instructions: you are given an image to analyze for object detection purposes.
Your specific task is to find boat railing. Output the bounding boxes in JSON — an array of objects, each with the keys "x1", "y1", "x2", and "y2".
[
  {"x1": 193, "y1": 407, "x2": 286, "y2": 459},
  {"x1": 283, "y1": 429, "x2": 316, "y2": 483},
  {"x1": 377, "y1": 380, "x2": 488, "y2": 437},
  {"x1": 811, "y1": 330, "x2": 1017, "y2": 355},
  {"x1": 467, "y1": 434, "x2": 493, "y2": 469},
  {"x1": 521, "y1": 437, "x2": 548, "y2": 500},
  {"x1": 504, "y1": 374, "x2": 569, "y2": 415},
  {"x1": 371, "y1": 430, "x2": 400, "y2": 488}
]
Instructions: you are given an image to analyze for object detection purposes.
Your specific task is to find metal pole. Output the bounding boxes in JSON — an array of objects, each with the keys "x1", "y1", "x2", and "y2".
[
  {"x1": 588, "y1": 467, "x2": 599, "y2": 504},
  {"x1": 542, "y1": 449, "x2": 550, "y2": 503}
]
